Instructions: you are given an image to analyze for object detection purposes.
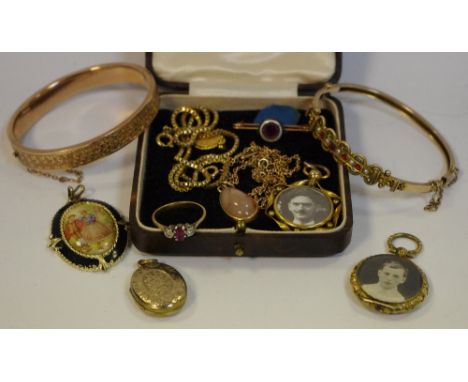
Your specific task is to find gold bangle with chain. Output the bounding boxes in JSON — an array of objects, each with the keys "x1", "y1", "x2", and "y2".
[
  {"x1": 8, "y1": 63, "x2": 159, "y2": 183},
  {"x1": 307, "y1": 83, "x2": 458, "y2": 211}
]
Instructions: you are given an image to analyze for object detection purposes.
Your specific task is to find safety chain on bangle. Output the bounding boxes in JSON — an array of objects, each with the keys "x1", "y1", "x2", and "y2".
[
  {"x1": 220, "y1": 142, "x2": 301, "y2": 209},
  {"x1": 26, "y1": 168, "x2": 83, "y2": 183},
  {"x1": 156, "y1": 107, "x2": 240, "y2": 192}
]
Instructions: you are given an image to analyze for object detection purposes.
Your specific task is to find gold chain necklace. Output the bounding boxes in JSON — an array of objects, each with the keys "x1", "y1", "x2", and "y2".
[
  {"x1": 220, "y1": 142, "x2": 301, "y2": 210},
  {"x1": 156, "y1": 107, "x2": 240, "y2": 192}
]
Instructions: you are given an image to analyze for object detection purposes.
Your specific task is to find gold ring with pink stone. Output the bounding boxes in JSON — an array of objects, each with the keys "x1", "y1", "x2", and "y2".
[{"x1": 151, "y1": 201, "x2": 206, "y2": 242}]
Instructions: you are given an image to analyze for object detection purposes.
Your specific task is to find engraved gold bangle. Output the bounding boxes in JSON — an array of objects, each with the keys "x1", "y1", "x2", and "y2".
[
  {"x1": 308, "y1": 83, "x2": 459, "y2": 211},
  {"x1": 7, "y1": 63, "x2": 159, "y2": 173}
]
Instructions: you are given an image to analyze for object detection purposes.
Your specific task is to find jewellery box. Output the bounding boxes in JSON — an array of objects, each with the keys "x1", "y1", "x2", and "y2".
[{"x1": 129, "y1": 53, "x2": 353, "y2": 257}]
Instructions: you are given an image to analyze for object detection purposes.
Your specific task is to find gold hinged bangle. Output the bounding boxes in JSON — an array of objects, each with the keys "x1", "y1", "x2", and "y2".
[
  {"x1": 7, "y1": 63, "x2": 159, "y2": 174},
  {"x1": 308, "y1": 83, "x2": 459, "y2": 211}
]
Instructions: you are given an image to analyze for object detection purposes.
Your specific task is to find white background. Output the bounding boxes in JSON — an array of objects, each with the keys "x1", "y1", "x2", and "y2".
[{"x1": 0, "y1": 52, "x2": 467, "y2": 329}]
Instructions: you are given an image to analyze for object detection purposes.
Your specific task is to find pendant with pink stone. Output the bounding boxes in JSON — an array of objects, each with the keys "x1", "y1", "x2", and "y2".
[{"x1": 219, "y1": 186, "x2": 258, "y2": 232}]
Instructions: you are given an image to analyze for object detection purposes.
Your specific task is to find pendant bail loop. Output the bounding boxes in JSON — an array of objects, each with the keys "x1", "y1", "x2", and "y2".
[
  {"x1": 387, "y1": 232, "x2": 423, "y2": 258},
  {"x1": 67, "y1": 184, "x2": 85, "y2": 203}
]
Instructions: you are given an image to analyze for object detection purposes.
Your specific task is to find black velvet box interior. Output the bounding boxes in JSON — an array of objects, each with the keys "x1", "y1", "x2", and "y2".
[
  {"x1": 130, "y1": 102, "x2": 353, "y2": 257},
  {"x1": 140, "y1": 108, "x2": 340, "y2": 230}
]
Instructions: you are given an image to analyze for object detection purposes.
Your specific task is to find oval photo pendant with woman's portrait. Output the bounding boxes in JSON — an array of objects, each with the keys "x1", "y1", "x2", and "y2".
[
  {"x1": 61, "y1": 201, "x2": 117, "y2": 256},
  {"x1": 49, "y1": 192, "x2": 128, "y2": 271},
  {"x1": 350, "y1": 254, "x2": 429, "y2": 314},
  {"x1": 273, "y1": 185, "x2": 334, "y2": 230}
]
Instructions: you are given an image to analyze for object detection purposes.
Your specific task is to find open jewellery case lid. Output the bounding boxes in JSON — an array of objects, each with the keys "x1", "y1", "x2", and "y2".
[{"x1": 130, "y1": 53, "x2": 352, "y2": 257}]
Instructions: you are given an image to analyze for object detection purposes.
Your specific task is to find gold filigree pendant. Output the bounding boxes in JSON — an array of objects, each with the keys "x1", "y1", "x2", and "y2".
[
  {"x1": 350, "y1": 233, "x2": 429, "y2": 314},
  {"x1": 130, "y1": 259, "x2": 187, "y2": 316},
  {"x1": 48, "y1": 185, "x2": 128, "y2": 271}
]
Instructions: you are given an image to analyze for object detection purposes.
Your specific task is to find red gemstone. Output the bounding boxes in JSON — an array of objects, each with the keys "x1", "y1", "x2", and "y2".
[
  {"x1": 355, "y1": 164, "x2": 363, "y2": 171},
  {"x1": 319, "y1": 132, "x2": 326, "y2": 139},
  {"x1": 260, "y1": 120, "x2": 282, "y2": 142},
  {"x1": 328, "y1": 142, "x2": 336, "y2": 151},
  {"x1": 174, "y1": 226, "x2": 187, "y2": 242},
  {"x1": 341, "y1": 154, "x2": 349, "y2": 161}
]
